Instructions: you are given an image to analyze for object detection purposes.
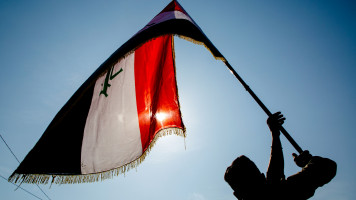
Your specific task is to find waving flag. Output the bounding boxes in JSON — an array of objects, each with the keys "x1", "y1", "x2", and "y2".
[{"x1": 10, "y1": 0, "x2": 226, "y2": 184}]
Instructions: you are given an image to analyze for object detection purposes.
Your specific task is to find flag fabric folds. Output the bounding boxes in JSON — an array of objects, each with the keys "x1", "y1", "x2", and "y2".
[
  {"x1": 10, "y1": 0, "x2": 225, "y2": 184},
  {"x1": 81, "y1": 35, "x2": 183, "y2": 175}
]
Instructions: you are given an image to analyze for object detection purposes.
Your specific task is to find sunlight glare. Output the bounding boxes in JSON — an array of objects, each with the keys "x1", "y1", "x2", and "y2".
[{"x1": 155, "y1": 112, "x2": 168, "y2": 122}]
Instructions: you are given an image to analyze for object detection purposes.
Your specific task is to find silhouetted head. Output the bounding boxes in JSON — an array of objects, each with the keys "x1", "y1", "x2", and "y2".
[{"x1": 224, "y1": 155, "x2": 266, "y2": 199}]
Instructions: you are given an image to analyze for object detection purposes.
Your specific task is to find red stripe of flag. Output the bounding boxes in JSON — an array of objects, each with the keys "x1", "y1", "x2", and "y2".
[{"x1": 135, "y1": 35, "x2": 184, "y2": 152}]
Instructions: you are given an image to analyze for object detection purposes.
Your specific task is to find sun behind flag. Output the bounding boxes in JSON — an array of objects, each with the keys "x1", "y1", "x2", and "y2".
[
  {"x1": 9, "y1": 0, "x2": 226, "y2": 184},
  {"x1": 81, "y1": 35, "x2": 183, "y2": 176}
]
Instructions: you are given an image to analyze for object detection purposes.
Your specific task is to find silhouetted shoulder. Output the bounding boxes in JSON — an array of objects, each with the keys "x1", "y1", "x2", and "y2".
[{"x1": 282, "y1": 156, "x2": 337, "y2": 199}]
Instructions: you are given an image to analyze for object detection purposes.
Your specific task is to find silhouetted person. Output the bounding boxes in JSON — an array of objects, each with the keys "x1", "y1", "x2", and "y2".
[{"x1": 224, "y1": 112, "x2": 337, "y2": 200}]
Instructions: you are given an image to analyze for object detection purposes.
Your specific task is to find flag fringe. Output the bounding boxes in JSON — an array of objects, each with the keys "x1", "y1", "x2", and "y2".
[
  {"x1": 8, "y1": 128, "x2": 185, "y2": 185},
  {"x1": 175, "y1": 35, "x2": 226, "y2": 62}
]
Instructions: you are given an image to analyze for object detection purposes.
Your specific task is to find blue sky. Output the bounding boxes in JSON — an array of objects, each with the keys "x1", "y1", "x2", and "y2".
[{"x1": 0, "y1": 0, "x2": 355, "y2": 199}]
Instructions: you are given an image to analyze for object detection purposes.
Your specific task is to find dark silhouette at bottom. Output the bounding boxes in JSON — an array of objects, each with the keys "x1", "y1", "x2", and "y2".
[{"x1": 224, "y1": 112, "x2": 337, "y2": 200}]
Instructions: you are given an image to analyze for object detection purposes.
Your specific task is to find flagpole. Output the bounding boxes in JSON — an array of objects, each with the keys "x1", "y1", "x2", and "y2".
[
  {"x1": 223, "y1": 61, "x2": 303, "y2": 154},
  {"x1": 171, "y1": 0, "x2": 303, "y2": 154}
]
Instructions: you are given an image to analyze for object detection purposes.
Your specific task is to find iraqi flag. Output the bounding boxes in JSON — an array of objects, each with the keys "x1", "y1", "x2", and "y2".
[{"x1": 10, "y1": 0, "x2": 225, "y2": 184}]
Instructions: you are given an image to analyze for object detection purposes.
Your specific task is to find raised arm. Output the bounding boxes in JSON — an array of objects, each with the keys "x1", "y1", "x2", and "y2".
[{"x1": 266, "y1": 112, "x2": 285, "y2": 184}]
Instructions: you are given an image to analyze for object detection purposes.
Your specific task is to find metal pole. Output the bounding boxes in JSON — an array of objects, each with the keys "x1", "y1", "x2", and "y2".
[{"x1": 224, "y1": 61, "x2": 303, "y2": 154}]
